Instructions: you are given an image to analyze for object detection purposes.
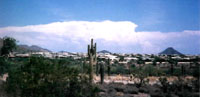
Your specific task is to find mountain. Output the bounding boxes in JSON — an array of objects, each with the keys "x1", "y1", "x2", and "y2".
[
  {"x1": 159, "y1": 47, "x2": 183, "y2": 55},
  {"x1": 15, "y1": 45, "x2": 51, "y2": 53},
  {"x1": 98, "y1": 50, "x2": 111, "y2": 54}
]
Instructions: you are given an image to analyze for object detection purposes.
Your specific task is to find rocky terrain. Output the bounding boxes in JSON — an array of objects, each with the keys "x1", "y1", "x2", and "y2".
[
  {"x1": 97, "y1": 82, "x2": 199, "y2": 97},
  {"x1": 94, "y1": 75, "x2": 199, "y2": 97}
]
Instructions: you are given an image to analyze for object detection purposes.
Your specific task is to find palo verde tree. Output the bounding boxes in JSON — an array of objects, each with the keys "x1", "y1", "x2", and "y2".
[{"x1": 0, "y1": 37, "x2": 17, "y2": 57}]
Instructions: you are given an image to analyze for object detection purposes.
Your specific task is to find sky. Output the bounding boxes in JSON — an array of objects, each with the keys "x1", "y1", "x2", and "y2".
[{"x1": 0, "y1": 0, "x2": 199, "y2": 54}]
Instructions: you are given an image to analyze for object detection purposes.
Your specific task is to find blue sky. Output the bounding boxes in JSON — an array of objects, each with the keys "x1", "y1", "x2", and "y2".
[{"x1": 0, "y1": 0, "x2": 200, "y2": 54}]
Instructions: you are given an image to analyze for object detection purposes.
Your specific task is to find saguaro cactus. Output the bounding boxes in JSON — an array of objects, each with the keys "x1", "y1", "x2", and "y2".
[
  {"x1": 82, "y1": 58, "x2": 86, "y2": 73},
  {"x1": 88, "y1": 39, "x2": 97, "y2": 83},
  {"x1": 168, "y1": 56, "x2": 174, "y2": 76},
  {"x1": 181, "y1": 64, "x2": 185, "y2": 76},
  {"x1": 107, "y1": 58, "x2": 111, "y2": 76},
  {"x1": 100, "y1": 62, "x2": 104, "y2": 84},
  {"x1": 170, "y1": 64, "x2": 174, "y2": 75}
]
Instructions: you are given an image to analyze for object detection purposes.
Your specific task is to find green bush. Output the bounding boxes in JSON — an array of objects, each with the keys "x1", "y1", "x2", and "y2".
[
  {"x1": 0, "y1": 57, "x2": 9, "y2": 76},
  {"x1": 6, "y1": 57, "x2": 99, "y2": 97},
  {"x1": 131, "y1": 67, "x2": 148, "y2": 87},
  {"x1": 110, "y1": 65, "x2": 129, "y2": 74},
  {"x1": 143, "y1": 64, "x2": 156, "y2": 76},
  {"x1": 132, "y1": 64, "x2": 164, "y2": 76},
  {"x1": 192, "y1": 62, "x2": 199, "y2": 79},
  {"x1": 173, "y1": 68, "x2": 182, "y2": 76}
]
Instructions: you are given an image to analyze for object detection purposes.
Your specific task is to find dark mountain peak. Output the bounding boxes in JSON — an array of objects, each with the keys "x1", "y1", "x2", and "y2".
[
  {"x1": 159, "y1": 47, "x2": 183, "y2": 55},
  {"x1": 167, "y1": 47, "x2": 173, "y2": 49},
  {"x1": 98, "y1": 50, "x2": 111, "y2": 54}
]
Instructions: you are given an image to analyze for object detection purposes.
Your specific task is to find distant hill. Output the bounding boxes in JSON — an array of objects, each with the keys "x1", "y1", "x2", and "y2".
[
  {"x1": 58, "y1": 51, "x2": 77, "y2": 55},
  {"x1": 58, "y1": 51, "x2": 69, "y2": 53},
  {"x1": 98, "y1": 50, "x2": 111, "y2": 54},
  {"x1": 15, "y1": 45, "x2": 51, "y2": 53},
  {"x1": 58, "y1": 51, "x2": 72, "y2": 54},
  {"x1": 159, "y1": 47, "x2": 183, "y2": 55}
]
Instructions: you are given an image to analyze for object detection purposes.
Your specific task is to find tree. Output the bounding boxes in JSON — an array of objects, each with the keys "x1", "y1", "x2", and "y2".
[
  {"x1": 0, "y1": 57, "x2": 8, "y2": 76},
  {"x1": 1, "y1": 37, "x2": 17, "y2": 56},
  {"x1": 137, "y1": 57, "x2": 144, "y2": 69},
  {"x1": 167, "y1": 56, "x2": 176, "y2": 76},
  {"x1": 153, "y1": 56, "x2": 161, "y2": 66},
  {"x1": 119, "y1": 56, "x2": 124, "y2": 62}
]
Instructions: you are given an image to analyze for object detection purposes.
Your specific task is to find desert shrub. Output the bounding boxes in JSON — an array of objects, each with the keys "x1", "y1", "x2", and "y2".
[
  {"x1": 173, "y1": 68, "x2": 182, "y2": 76},
  {"x1": 143, "y1": 64, "x2": 156, "y2": 76},
  {"x1": 131, "y1": 67, "x2": 148, "y2": 87},
  {"x1": 6, "y1": 56, "x2": 99, "y2": 97},
  {"x1": 110, "y1": 65, "x2": 129, "y2": 74},
  {"x1": 132, "y1": 64, "x2": 164, "y2": 77},
  {"x1": 192, "y1": 62, "x2": 199, "y2": 79},
  {"x1": 164, "y1": 68, "x2": 182, "y2": 76},
  {"x1": 159, "y1": 77, "x2": 169, "y2": 93}
]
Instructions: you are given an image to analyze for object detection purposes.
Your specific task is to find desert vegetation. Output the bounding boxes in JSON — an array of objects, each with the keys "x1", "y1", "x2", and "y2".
[{"x1": 0, "y1": 37, "x2": 199, "y2": 97}]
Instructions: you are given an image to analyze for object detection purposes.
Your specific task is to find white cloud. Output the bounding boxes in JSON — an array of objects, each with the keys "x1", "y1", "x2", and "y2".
[
  {"x1": 183, "y1": 30, "x2": 200, "y2": 36},
  {"x1": 0, "y1": 20, "x2": 199, "y2": 54}
]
